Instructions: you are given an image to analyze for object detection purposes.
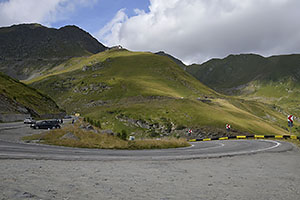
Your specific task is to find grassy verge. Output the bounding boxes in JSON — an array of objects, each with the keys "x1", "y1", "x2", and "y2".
[
  {"x1": 22, "y1": 124, "x2": 190, "y2": 150},
  {"x1": 284, "y1": 139, "x2": 300, "y2": 148}
]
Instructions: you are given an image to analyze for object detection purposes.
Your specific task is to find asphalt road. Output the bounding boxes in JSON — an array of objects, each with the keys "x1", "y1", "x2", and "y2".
[
  {"x1": 0, "y1": 121, "x2": 294, "y2": 161},
  {"x1": 0, "y1": 120, "x2": 70, "y2": 142},
  {"x1": 0, "y1": 121, "x2": 27, "y2": 130},
  {"x1": 0, "y1": 122, "x2": 300, "y2": 200},
  {"x1": 0, "y1": 138, "x2": 294, "y2": 161}
]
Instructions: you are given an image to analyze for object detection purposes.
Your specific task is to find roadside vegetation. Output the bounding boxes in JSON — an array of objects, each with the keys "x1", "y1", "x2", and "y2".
[
  {"x1": 22, "y1": 121, "x2": 190, "y2": 150},
  {"x1": 285, "y1": 139, "x2": 300, "y2": 148}
]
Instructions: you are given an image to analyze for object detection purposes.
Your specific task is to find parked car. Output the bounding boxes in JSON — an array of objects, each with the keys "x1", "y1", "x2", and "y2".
[
  {"x1": 24, "y1": 117, "x2": 36, "y2": 124},
  {"x1": 30, "y1": 120, "x2": 61, "y2": 129}
]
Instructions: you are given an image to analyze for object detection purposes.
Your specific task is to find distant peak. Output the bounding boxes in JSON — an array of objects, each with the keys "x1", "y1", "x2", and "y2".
[
  {"x1": 9, "y1": 23, "x2": 45, "y2": 29},
  {"x1": 60, "y1": 25, "x2": 81, "y2": 30},
  {"x1": 226, "y1": 53, "x2": 263, "y2": 58}
]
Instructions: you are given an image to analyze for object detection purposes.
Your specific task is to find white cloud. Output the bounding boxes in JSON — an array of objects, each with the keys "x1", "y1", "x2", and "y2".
[
  {"x1": 0, "y1": 0, "x2": 97, "y2": 27},
  {"x1": 98, "y1": 0, "x2": 300, "y2": 64},
  {"x1": 98, "y1": 8, "x2": 128, "y2": 46}
]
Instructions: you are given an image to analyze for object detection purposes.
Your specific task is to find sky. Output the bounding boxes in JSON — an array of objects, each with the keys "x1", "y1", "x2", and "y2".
[{"x1": 0, "y1": 0, "x2": 300, "y2": 64}]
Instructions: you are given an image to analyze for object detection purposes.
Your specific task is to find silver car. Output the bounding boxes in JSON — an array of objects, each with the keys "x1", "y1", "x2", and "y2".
[{"x1": 24, "y1": 117, "x2": 36, "y2": 124}]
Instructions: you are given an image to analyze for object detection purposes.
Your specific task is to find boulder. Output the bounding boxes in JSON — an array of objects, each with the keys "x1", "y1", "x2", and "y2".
[
  {"x1": 60, "y1": 132, "x2": 79, "y2": 141},
  {"x1": 82, "y1": 66, "x2": 88, "y2": 71},
  {"x1": 86, "y1": 125, "x2": 94, "y2": 130},
  {"x1": 100, "y1": 130, "x2": 114, "y2": 135}
]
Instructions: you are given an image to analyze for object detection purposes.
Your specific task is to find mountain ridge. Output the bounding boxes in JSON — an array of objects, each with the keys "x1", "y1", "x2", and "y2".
[
  {"x1": 0, "y1": 23, "x2": 107, "y2": 80},
  {"x1": 187, "y1": 53, "x2": 300, "y2": 91}
]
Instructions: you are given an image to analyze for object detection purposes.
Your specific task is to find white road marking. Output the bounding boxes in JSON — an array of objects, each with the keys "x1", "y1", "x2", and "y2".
[
  {"x1": 189, "y1": 139, "x2": 281, "y2": 154},
  {"x1": 187, "y1": 142, "x2": 225, "y2": 151},
  {"x1": 246, "y1": 140, "x2": 281, "y2": 153},
  {"x1": 180, "y1": 144, "x2": 195, "y2": 149},
  {"x1": 218, "y1": 139, "x2": 281, "y2": 155}
]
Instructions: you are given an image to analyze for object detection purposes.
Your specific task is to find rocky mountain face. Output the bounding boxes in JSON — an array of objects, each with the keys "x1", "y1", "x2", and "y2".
[{"x1": 0, "y1": 23, "x2": 107, "y2": 80}]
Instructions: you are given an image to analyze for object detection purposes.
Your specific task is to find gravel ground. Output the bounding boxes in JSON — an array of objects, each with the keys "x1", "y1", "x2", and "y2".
[
  {"x1": 0, "y1": 120, "x2": 71, "y2": 142},
  {"x1": 1, "y1": 148, "x2": 300, "y2": 200},
  {"x1": 1, "y1": 121, "x2": 300, "y2": 199}
]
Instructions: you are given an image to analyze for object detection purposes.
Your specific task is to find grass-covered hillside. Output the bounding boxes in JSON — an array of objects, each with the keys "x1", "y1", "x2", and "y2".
[
  {"x1": 27, "y1": 49, "x2": 297, "y2": 137},
  {"x1": 0, "y1": 72, "x2": 63, "y2": 117},
  {"x1": 187, "y1": 54, "x2": 300, "y2": 116},
  {"x1": 0, "y1": 23, "x2": 107, "y2": 80}
]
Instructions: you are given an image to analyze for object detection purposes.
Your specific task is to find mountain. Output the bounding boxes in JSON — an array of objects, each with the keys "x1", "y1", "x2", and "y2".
[
  {"x1": 0, "y1": 72, "x2": 63, "y2": 118},
  {"x1": 187, "y1": 53, "x2": 300, "y2": 92},
  {"x1": 26, "y1": 49, "x2": 290, "y2": 137},
  {"x1": 155, "y1": 51, "x2": 186, "y2": 69},
  {"x1": 0, "y1": 23, "x2": 107, "y2": 80},
  {"x1": 187, "y1": 53, "x2": 300, "y2": 116}
]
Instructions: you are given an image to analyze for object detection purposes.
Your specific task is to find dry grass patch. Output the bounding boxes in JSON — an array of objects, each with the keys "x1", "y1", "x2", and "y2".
[{"x1": 23, "y1": 124, "x2": 190, "y2": 150}]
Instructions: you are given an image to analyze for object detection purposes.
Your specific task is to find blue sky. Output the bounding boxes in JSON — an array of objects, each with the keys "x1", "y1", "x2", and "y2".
[
  {"x1": 0, "y1": 0, "x2": 150, "y2": 37},
  {"x1": 1, "y1": 0, "x2": 300, "y2": 64},
  {"x1": 51, "y1": 0, "x2": 150, "y2": 35}
]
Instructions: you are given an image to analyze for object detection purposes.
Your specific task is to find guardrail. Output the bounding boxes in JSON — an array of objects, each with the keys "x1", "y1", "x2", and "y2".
[{"x1": 189, "y1": 135, "x2": 300, "y2": 142}]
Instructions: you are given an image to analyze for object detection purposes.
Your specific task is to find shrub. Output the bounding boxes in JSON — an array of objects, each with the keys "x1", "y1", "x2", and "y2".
[
  {"x1": 95, "y1": 120, "x2": 101, "y2": 128},
  {"x1": 149, "y1": 130, "x2": 160, "y2": 138},
  {"x1": 121, "y1": 130, "x2": 127, "y2": 140},
  {"x1": 165, "y1": 122, "x2": 172, "y2": 133},
  {"x1": 90, "y1": 120, "x2": 95, "y2": 126},
  {"x1": 116, "y1": 132, "x2": 121, "y2": 138},
  {"x1": 176, "y1": 124, "x2": 186, "y2": 130}
]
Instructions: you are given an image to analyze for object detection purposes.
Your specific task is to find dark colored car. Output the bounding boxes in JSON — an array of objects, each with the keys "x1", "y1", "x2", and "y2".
[{"x1": 30, "y1": 120, "x2": 61, "y2": 129}]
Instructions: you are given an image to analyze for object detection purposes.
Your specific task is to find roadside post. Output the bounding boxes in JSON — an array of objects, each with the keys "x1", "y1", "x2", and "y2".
[
  {"x1": 288, "y1": 115, "x2": 293, "y2": 134},
  {"x1": 226, "y1": 123, "x2": 231, "y2": 133},
  {"x1": 74, "y1": 113, "x2": 80, "y2": 123},
  {"x1": 188, "y1": 129, "x2": 193, "y2": 136}
]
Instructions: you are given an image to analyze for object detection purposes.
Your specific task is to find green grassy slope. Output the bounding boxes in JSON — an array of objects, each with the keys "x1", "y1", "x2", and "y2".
[
  {"x1": 187, "y1": 54, "x2": 269, "y2": 91},
  {"x1": 0, "y1": 72, "x2": 63, "y2": 117},
  {"x1": 28, "y1": 50, "x2": 295, "y2": 137},
  {"x1": 187, "y1": 53, "x2": 300, "y2": 117}
]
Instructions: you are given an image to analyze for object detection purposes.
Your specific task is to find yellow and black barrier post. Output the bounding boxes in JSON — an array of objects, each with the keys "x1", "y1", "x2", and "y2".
[{"x1": 189, "y1": 135, "x2": 300, "y2": 142}]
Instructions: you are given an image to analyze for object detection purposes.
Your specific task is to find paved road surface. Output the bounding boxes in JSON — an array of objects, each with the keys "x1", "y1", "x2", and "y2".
[
  {"x1": 0, "y1": 122, "x2": 299, "y2": 200},
  {"x1": 0, "y1": 121, "x2": 294, "y2": 161},
  {"x1": 0, "y1": 139, "x2": 293, "y2": 161}
]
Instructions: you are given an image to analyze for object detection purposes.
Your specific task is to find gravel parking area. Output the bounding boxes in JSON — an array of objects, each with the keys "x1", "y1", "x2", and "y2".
[
  {"x1": 1, "y1": 121, "x2": 300, "y2": 200},
  {"x1": 1, "y1": 148, "x2": 300, "y2": 200}
]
